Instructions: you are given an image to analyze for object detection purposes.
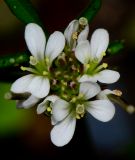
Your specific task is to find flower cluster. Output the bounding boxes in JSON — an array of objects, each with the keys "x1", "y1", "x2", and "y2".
[{"x1": 9, "y1": 17, "x2": 123, "y2": 147}]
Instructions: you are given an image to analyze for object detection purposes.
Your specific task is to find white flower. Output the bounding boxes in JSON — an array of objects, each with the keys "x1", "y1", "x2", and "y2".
[
  {"x1": 37, "y1": 95, "x2": 59, "y2": 115},
  {"x1": 64, "y1": 18, "x2": 89, "y2": 50},
  {"x1": 75, "y1": 29, "x2": 120, "y2": 84},
  {"x1": 11, "y1": 23, "x2": 65, "y2": 108},
  {"x1": 50, "y1": 82, "x2": 115, "y2": 147}
]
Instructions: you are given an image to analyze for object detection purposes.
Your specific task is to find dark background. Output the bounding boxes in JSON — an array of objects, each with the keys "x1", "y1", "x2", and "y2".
[{"x1": 0, "y1": 0, "x2": 135, "y2": 159}]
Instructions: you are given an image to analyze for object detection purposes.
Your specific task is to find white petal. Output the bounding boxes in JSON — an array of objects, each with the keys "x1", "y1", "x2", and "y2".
[
  {"x1": 51, "y1": 116, "x2": 58, "y2": 125},
  {"x1": 45, "y1": 31, "x2": 65, "y2": 64},
  {"x1": 79, "y1": 74, "x2": 98, "y2": 83},
  {"x1": 28, "y1": 76, "x2": 50, "y2": 98},
  {"x1": 51, "y1": 114, "x2": 76, "y2": 147},
  {"x1": 64, "y1": 20, "x2": 79, "y2": 47},
  {"x1": 11, "y1": 74, "x2": 34, "y2": 93},
  {"x1": 75, "y1": 40, "x2": 91, "y2": 64},
  {"x1": 90, "y1": 29, "x2": 109, "y2": 61},
  {"x1": 97, "y1": 69, "x2": 120, "y2": 84},
  {"x1": 97, "y1": 89, "x2": 114, "y2": 100},
  {"x1": 52, "y1": 99, "x2": 70, "y2": 122},
  {"x1": 37, "y1": 95, "x2": 59, "y2": 114},
  {"x1": 79, "y1": 82, "x2": 101, "y2": 100},
  {"x1": 86, "y1": 100, "x2": 115, "y2": 122},
  {"x1": 22, "y1": 95, "x2": 40, "y2": 109},
  {"x1": 25, "y1": 23, "x2": 46, "y2": 61},
  {"x1": 77, "y1": 25, "x2": 89, "y2": 43}
]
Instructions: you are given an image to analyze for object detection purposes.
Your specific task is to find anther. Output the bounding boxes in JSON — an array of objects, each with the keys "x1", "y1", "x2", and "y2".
[
  {"x1": 70, "y1": 97, "x2": 77, "y2": 103},
  {"x1": 72, "y1": 32, "x2": 78, "y2": 40},
  {"x1": 101, "y1": 52, "x2": 106, "y2": 57},
  {"x1": 47, "y1": 107, "x2": 52, "y2": 112},
  {"x1": 102, "y1": 63, "x2": 108, "y2": 68},
  {"x1": 113, "y1": 89, "x2": 122, "y2": 96},
  {"x1": 20, "y1": 66, "x2": 26, "y2": 71},
  {"x1": 76, "y1": 104, "x2": 85, "y2": 115},
  {"x1": 29, "y1": 56, "x2": 38, "y2": 65},
  {"x1": 43, "y1": 71, "x2": 48, "y2": 76},
  {"x1": 76, "y1": 114, "x2": 81, "y2": 119}
]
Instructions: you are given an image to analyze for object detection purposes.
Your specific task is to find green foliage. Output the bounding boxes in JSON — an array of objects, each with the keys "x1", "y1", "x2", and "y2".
[
  {"x1": 78, "y1": 0, "x2": 101, "y2": 23},
  {"x1": 107, "y1": 40, "x2": 124, "y2": 55},
  {"x1": 4, "y1": 0, "x2": 48, "y2": 36},
  {"x1": 0, "y1": 82, "x2": 32, "y2": 136}
]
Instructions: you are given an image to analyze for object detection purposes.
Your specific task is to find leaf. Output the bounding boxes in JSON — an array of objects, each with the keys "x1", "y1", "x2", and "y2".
[
  {"x1": 107, "y1": 40, "x2": 124, "y2": 55},
  {"x1": 78, "y1": 0, "x2": 101, "y2": 23},
  {"x1": 4, "y1": 0, "x2": 48, "y2": 36}
]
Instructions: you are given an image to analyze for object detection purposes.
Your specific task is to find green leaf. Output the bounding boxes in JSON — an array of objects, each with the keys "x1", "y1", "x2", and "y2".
[
  {"x1": 4, "y1": 0, "x2": 48, "y2": 36},
  {"x1": 0, "y1": 52, "x2": 29, "y2": 69},
  {"x1": 78, "y1": 0, "x2": 101, "y2": 23},
  {"x1": 0, "y1": 82, "x2": 32, "y2": 136},
  {"x1": 107, "y1": 40, "x2": 124, "y2": 55}
]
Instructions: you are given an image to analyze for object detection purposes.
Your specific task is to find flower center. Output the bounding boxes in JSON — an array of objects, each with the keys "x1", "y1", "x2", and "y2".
[{"x1": 76, "y1": 104, "x2": 85, "y2": 119}]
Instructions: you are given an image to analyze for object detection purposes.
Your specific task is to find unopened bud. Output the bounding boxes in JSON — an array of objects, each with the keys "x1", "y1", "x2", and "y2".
[
  {"x1": 126, "y1": 105, "x2": 135, "y2": 114},
  {"x1": 79, "y1": 17, "x2": 88, "y2": 26}
]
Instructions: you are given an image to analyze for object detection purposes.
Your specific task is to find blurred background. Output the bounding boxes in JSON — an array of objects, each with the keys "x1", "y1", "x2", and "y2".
[{"x1": 0, "y1": 0, "x2": 135, "y2": 159}]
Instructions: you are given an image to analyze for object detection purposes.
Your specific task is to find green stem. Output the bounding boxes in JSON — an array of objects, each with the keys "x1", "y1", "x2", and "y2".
[
  {"x1": 108, "y1": 94, "x2": 135, "y2": 114},
  {"x1": 78, "y1": 0, "x2": 101, "y2": 23},
  {"x1": 0, "y1": 52, "x2": 29, "y2": 69}
]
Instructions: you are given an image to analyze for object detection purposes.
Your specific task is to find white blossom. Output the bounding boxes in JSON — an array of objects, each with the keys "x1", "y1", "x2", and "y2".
[
  {"x1": 64, "y1": 18, "x2": 89, "y2": 50},
  {"x1": 50, "y1": 82, "x2": 115, "y2": 147},
  {"x1": 11, "y1": 23, "x2": 65, "y2": 108},
  {"x1": 75, "y1": 29, "x2": 120, "y2": 84}
]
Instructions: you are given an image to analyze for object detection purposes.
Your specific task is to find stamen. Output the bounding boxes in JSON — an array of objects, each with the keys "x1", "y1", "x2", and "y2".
[
  {"x1": 102, "y1": 63, "x2": 108, "y2": 69},
  {"x1": 47, "y1": 106, "x2": 52, "y2": 114},
  {"x1": 61, "y1": 80, "x2": 67, "y2": 86},
  {"x1": 43, "y1": 71, "x2": 48, "y2": 76},
  {"x1": 76, "y1": 104, "x2": 85, "y2": 119},
  {"x1": 78, "y1": 93, "x2": 84, "y2": 99},
  {"x1": 94, "y1": 63, "x2": 108, "y2": 73},
  {"x1": 20, "y1": 66, "x2": 39, "y2": 74},
  {"x1": 71, "y1": 65, "x2": 77, "y2": 71},
  {"x1": 79, "y1": 17, "x2": 88, "y2": 26},
  {"x1": 113, "y1": 89, "x2": 122, "y2": 96},
  {"x1": 72, "y1": 32, "x2": 78, "y2": 40},
  {"x1": 76, "y1": 114, "x2": 81, "y2": 119},
  {"x1": 85, "y1": 64, "x2": 91, "y2": 70},
  {"x1": 70, "y1": 97, "x2": 77, "y2": 103},
  {"x1": 45, "y1": 57, "x2": 50, "y2": 66},
  {"x1": 61, "y1": 94, "x2": 68, "y2": 100},
  {"x1": 47, "y1": 107, "x2": 52, "y2": 112},
  {"x1": 64, "y1": 75, "x2": 70, "y2": 79},
  {"x1": 76, "y1": 104, "x2": 85, "y2": 114},
  {"x1": 101, "y1": 52, "x2": 106, "y2": 57},
  {"x1": 55, "y1": 71, "x2": 61, "y2": 76},
  {"x1": 69, "y1": 58, "x2": 73, "y2": 62},
  {"x1": 29, "y1": 56, "x2": 38, "y2": 65}
]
